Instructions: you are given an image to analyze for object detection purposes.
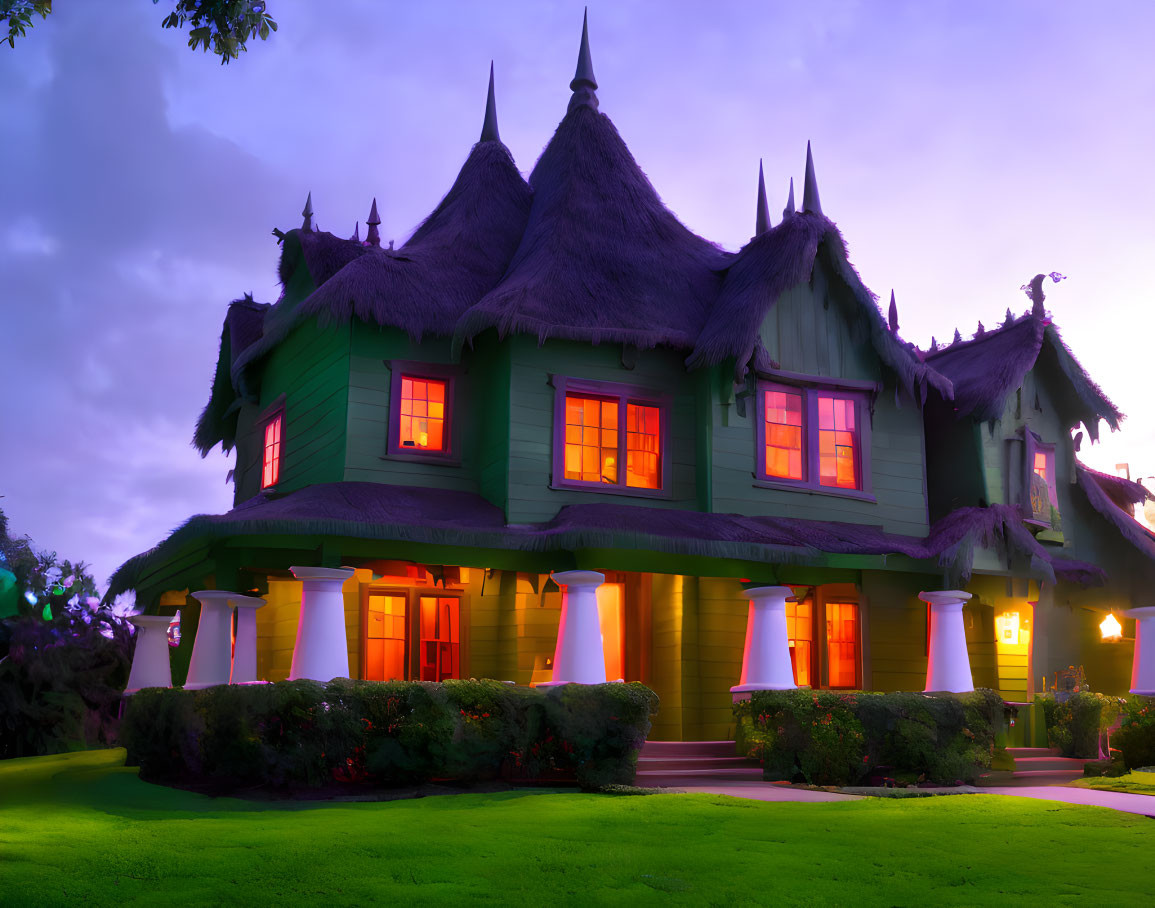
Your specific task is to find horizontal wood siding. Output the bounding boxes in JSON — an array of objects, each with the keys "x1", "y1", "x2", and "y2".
[
  {"x1": 648, "y1": 573, "x2": 692, "y2": 741},
  {"x1": 861, "y1": 571, "x2": 931, "y2": 693},
  {"x1": 343, "y1": 324, "x2": 481, "y2": 494},
  {"x1": 505, "y1": 337, "x2": 699, "y2": 524},
  {"x1": 695, "y1": 577, "x2": 747, "y2": 741}
]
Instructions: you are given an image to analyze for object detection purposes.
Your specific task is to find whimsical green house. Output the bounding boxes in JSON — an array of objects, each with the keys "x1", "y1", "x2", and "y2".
[{"x1": 108, "y1": 19, "x2": 1155, "y2": 741}]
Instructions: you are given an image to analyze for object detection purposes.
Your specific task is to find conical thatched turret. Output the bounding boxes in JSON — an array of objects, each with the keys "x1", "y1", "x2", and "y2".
[{"x1": 366, "y1": 198, "x2": 381, "y2": 247}]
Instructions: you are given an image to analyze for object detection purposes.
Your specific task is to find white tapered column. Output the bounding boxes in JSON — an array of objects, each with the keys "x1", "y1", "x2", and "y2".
[
  {"x1": 922, "y1": 590, "x2": 974, "y2": 693},
  {"x1": 288, "y1": 566, "x2": 355, "y2": 682},
  {"x1": 1124, "y1": 606, "x2": 1155, "y2": 695},
  {"x1": 229, "y1": 594, "x2": 267, "y2": 684},
  {"x1": 538, "y1": 570, "x2": 606, "y2": 686},
  {"x1": 731, "y1": 586, "x2": 798, "y2": 693},
  {"x1": 186, "y1": 591, "x2": 236, "y2": 690},
  {"x1": 124, "y1": 615, "x2": 174, "y2": 693}
]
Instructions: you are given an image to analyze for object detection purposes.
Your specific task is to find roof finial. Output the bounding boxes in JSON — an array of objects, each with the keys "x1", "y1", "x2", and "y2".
[
  {"x1": 802, "y1": 141, "x2": 822, "y2": 215},
  {"x1": 1029, "y1": 273, "x2": 1046, "y2": 317},
  {"x1": 1003, "y1": 307, "x2": 1014, "y2": 327},
  {"x1": 755, "y1": 160, "x2": 771, "y2": 237},
  {"x1": 929, "y1": 336, "x2": 939, "y2": 352},
  {"x1": 366, "y1": 198, "x2": 381, "y2": 247},
  {"x1": 782, "y1": 177, "x2": 795, "y2": 219},
  {"x1": 480, "y1": 61, "x2": 501, "y2": 143},
  {"x1": 952, "y1": 328, "x2": 962, "y2": 344},
  {"x1": 887, "y1": 290, "x2": 899, "y2": 333},
  {"x1": 301, "y1": 191, "x2": 313, "y2": 231},
  {"x1": 975, "y1": 320, "x2": 985, "y2": 338},
  {"x1": 350, "y1": 222, "x2": 360, "y2": 244},
  {"x1": 568, "y1": 8, "x2": 598, "y2": 112}
]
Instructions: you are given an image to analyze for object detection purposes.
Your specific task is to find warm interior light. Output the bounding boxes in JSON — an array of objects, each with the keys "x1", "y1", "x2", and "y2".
[
  {"x1": 996, "y1": 611, "x2": 1021, "y2": 645},
  {"x1": 1100, "y1": 613, "x2": 1123, "y2": 641}
]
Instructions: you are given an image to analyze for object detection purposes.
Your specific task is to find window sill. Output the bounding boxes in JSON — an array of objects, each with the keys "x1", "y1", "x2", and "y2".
[
  {"x1": 550, "y1": 479, "x2": 672, "y2": 500},
  {"x1": 752, "y1": 478, "x2": 876, "y2": 504},
  {"x1": 380, "y1": 452, "x2": 461, "y2": 467}
]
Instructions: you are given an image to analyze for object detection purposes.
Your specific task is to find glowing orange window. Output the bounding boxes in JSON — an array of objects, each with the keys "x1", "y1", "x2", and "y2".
[
  {"x1": 765, "y1": 389, "x2": 805, "y2": 480},
  {"x1": 826, "y1": 601, "x2": 859, "y2": 688},
  {"x1": 365, "y1": 593, "x2": 407, "y2": 681},
  {"x1": 261, "y1": 413, "x2": 283, "y2": 489},
  {"x1": 564, "y1": 395, "x2": 619, "y2": 484},
  {"x1": 786, "y1": 597, "x2": 813, "y2": 687},
  {"x1": 626, "y1": 404, "x2": 661, "y2": 489},
  {"x1": 399, "y1": 377, "x2": 446, "y2": 452},
  {"x1": 818, "y1": 395, "x2": 859, "y2": 489},
  {"x1": 596, "y1": 582, "x2": 625, "y2": 682},
  {"x1": 1033, "y1": 451, "x2": 1048, "y2": 481},
  {"x1": 418, "y1": 596, "x2": 460, "y2": 682}
]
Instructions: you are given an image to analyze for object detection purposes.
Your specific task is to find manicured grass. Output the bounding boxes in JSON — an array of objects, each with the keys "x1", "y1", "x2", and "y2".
[
  {"x1": 1071, "y1": 770, "x2": 1155, "y2": 797},
  {"x1": 2, "y1": 752, "x2": 1154, "y2": 906}
]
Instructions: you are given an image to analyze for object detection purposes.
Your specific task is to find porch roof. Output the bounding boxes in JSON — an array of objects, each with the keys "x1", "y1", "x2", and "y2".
[{"x1": 106, "y1": 483, "x2": 1096, "y2": 604}]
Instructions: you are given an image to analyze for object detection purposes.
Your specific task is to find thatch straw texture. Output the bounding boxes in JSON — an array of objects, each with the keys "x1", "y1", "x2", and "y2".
[
  {"x1": 1077, "y1": 464, "x2": 1155, "y2": 561},
  {"x1": 454, "y1": 105, "x2": 728, "y2": 350}
]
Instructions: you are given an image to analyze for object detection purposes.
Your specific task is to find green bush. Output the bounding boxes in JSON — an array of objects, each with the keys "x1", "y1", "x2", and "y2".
[
  {"x1": 1036, "y1": 692, "x2": 1104, "y2": 758},
  {"x1": 1114, "y1": 695, "x2": 1155, "y2": 769},
  {"x1": 734, "y1": 689, "x2": 1002, "y2": 786},
  {"x1": 120, "y1": 679, "x2": 658, "y2": 793}
]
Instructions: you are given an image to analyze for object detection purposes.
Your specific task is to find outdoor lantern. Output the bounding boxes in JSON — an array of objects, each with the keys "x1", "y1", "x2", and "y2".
[{"x1": 1100, "y1": 612, "x2": 1123, "y2": 641}]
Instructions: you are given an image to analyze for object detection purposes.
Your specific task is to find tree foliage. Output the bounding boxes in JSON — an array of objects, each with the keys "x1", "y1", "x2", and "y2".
[
  {"x1": 1, "y1": 1, "x2": 277, "y2": 63},
  {"x1": 0, "y1": 505, "x2": 99, "y2": 620}
]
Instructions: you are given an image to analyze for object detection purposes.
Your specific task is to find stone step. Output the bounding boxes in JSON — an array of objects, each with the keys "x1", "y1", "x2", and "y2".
[
  {"x1": 636, "y1": 755, "x2": 757, "y2": 772},
  {"x1": 634, "y1": 767, "x2": 766, "y2": 788},
  {"x1": 1007, "y1": 747, "x2": 1062, "y2": 758},
  {"x1": 640, "y1": 740, "x2": 737, "y2": 758},
  {"x1": 977, "y1": 769, "x2": 1086, "y2": 788},
  {"x1": 1012, "y1": 756, "x2": 1094, "y2": 772}
]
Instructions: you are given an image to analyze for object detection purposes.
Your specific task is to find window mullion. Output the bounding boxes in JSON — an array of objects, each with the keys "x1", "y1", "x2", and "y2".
[{"x1": 618, "y1": 396, "x2": 629, "y2": 488}]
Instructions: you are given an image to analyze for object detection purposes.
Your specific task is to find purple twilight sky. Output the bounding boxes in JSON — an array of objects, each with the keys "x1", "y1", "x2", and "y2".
[{"x1": 1, "y1": 1, "x2": 1152, "y2": 595}]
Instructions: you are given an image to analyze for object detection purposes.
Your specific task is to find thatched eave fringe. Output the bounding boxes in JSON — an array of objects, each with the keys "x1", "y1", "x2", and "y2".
[{"x1": 1077, "y1": 464, "x2": 1155, "y2": 563}]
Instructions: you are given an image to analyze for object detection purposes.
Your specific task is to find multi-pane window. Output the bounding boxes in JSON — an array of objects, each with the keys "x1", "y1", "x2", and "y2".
[
  {"x1": 764, "y1": 389, "x2": 804, "y2": 480},
  {"x1": 261, "y1": 412, "x2": 283, "y2": 489},
  {"x1": 785, "y1": 598, "x2": 813, "y2": 687},
  {"x1": 399, "y1": 376, "x2": 447, "y2": 452},
  {"x1": 418, "y1": 596, "x2": 460, "y2": 682},
  {"x1": 786, "y1": 592, "x2": 859, "y2": 689},
  {"x1": 757, "y1": 383, "x2": 867, "y2": 493},
  {"x1": 558, "y1": 385, "x2": 665, "y2": 492},
  {"x1": 825, "y1": 601, "x2": 859, "y2": 688},
  {"x1": 365, "y1": 593, "x2": 407, "y2": 680},
  {"x1": 363, "y1": 590, "x2": 461, "y2": 683}
]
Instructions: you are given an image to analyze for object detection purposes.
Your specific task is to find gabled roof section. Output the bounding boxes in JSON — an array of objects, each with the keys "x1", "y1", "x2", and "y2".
[
  {"x1": 193, "y1": 294, "x2": 271, "y2": 456},
  {"x1": 925, "y1": 315, "x2": 1122, "y2": 439},
  {"x1": 276, "y1": 227, "x2": 368, "y2": 291},
  {"x1": 687, "y1": 213, "x2": 953, "y2": 400},
  {"x1": 1076, "y1": 463, "x2": 1155, "y2": 562},
  {"x1": 454, "y1": 25, "x2": 727, "y2": 352}
]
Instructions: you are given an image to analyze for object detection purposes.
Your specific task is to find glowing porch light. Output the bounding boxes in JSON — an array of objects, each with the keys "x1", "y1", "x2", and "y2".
[{"x1": 1100, "y1": 613, "x2": 1123, "y2": 641}]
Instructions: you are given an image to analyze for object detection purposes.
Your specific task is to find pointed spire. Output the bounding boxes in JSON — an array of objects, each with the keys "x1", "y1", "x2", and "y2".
[
  {"x1": 929, "y1": 336, "x2": 939, "y2": 352},
  {"x1": 568, "y1": 8, "x2": 599, "y2": 112},
  {"x1": 350, "y1": 222, "x2": 360, "y2": 244},
  {"x1": 301, "y1": 192, "x2": 313, "y2": 231},
  {"x1": 1004, "y1": 307, "x2": 1014, "y2": 327},
  {"x1": 782, "y1": 178, "x2": 795, "y2": 219},
  {"x1": 975, "y1": 320, "x2": 985, "y2": 338},
  {"x1": 802, "y1": 141, "x2": 822, "y2": 215},
  {"x1": 952, "y1": 328, "x2": 962, "y2": 344},
  {"x1": 480, "y1": 61, "x2": 501, "y2": 143},
  {"x1": 366, "y1": 198, "x2": 381, "y2": 247},
  {"x1": 1030, "y1": 273, "x2": 1047, "y2": 317},
  {"x1": 887, "y1": 290, "x2": 899, "y2": 333},
  {"x1": 754, "y1": 160, "x2": 771, "y2": 237}
]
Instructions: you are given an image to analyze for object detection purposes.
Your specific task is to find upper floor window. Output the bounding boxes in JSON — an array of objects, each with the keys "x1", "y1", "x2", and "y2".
[
  {"x1": 756, "y1": 379, "x2": 872, "y2": 497},
  {"x1": 386, "y1": 361, "x2": 458, "y2": 463},
  {"x1": 551, "y1": 376, "x2": 669, "y2": 497},
  {"x1": 260, "y1": 411, "x2": 283, "y2": 489},
  {"x1": 1024, "y1": 432, "x2": 1060, "y2": 530}
]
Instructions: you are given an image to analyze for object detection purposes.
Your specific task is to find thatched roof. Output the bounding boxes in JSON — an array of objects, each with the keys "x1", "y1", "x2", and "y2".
[
  {"x1": 277, "y1": 228, "x2": 368, "y2": 291},
  {"x1": 106, "y1": 482, "x2": 1100, "y2": 603},
  {"x1": 687, "y1": 214, "x2": 953, "y2": 400},
  {"x1": 193, "y1": 295, "x2": 270, "y2": 456},
  {"x1": 454, "y1": 103, "x2": 728, "y2": 351},
  {"x1": 1076, "y1": 463, "x2": 1155, "y2": 562},
  {"x1": 925, "y1": 315, "x2": 1122, "y2": 439}
]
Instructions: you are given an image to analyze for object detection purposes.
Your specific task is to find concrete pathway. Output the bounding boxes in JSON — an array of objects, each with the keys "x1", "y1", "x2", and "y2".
[{"x1": 981, "y1": 785, "x2": 1155, "y2": 818}]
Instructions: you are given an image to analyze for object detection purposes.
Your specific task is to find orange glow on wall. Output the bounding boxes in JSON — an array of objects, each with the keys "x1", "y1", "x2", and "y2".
[
  {"x1": 826, "y1": 601, "x2": 858, "y2": 688},
  {"x1": 625, "y1": 404, "x2": 661, "y2": 488},
  {"x1": 261, "y1": 413, "x2": 282, "y2": 489},
  {"x1": 597, "y1": 582, "x2": 625, "y2": 681},
  {"x1": 365, "y1": 593, "x2": 407, "y2": 680},
  {"x1": 765, "y1": 389, "x2": 804, "y2": 480},
  {"x1": 419, "y1": 596, "x2": 460, "y2": 681},
  {"x1": 564, "y1": 395, "x2": 619, "y2": 483},
  {"x1": 818, "y1": 396, "x2": 858, "y2": 489},
  {"x1": 400, "y1": 377, "x2": 446, "y2": 451}
]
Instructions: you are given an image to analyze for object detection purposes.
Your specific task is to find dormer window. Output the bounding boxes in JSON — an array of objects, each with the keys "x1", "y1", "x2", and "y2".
[
  {"x1": 756, "y1": 379, "x2": 873, "y2": 498},
  {"x1": 260, "y1": 411, "x2": 283, "y2": 489},
  {"x1": 550, "y1": 376, "x2": 669, "y2": 497},
  {"x1": 386, "y1": 362, "x2": 458, "y2": 463},
  {"x1": 1024, "y1": 433, "x2": 1060, "y2": 530}
]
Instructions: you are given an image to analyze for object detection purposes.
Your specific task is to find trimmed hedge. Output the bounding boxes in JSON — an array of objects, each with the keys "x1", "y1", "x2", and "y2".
[
  {"x1": 1115, "y1": 695, "x2": 1155, "y2": 769},
  {"x1": 120, "y1": 679, "x2": 658, "y2": 792},
  {"x1": 734, "y1": 689, "x2": 1004, "y2": 786},
  {"x1": 1036, "y1": 692, "x2": 1110, "y2": 758}
]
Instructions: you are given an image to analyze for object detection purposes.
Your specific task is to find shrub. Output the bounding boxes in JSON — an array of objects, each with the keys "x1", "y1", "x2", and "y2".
[
  {"x1": 735, "y1": 689, "x2": 1002, "y2": 786},
  {"x1": 0, "y1": 603, "x2": 134, "y2": 758},
  {"x1": 1114, "y1": 695, "x2": 1155, "y2": 769},
  {"x1": 1037, "y1": 692, "x2": 1104, "y2": 758},
  {"x1": 120, "y1": 679, "x2": 658, "y2": 793}
]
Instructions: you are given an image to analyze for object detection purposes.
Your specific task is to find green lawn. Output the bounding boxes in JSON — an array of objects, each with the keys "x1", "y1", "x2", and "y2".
[
  {"x1": 1071, "y1": 770, "x2": 1155, "y2": 797},
  {"x1": 2, "y1": 751, "x2": 1154, "y2": 906}
]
